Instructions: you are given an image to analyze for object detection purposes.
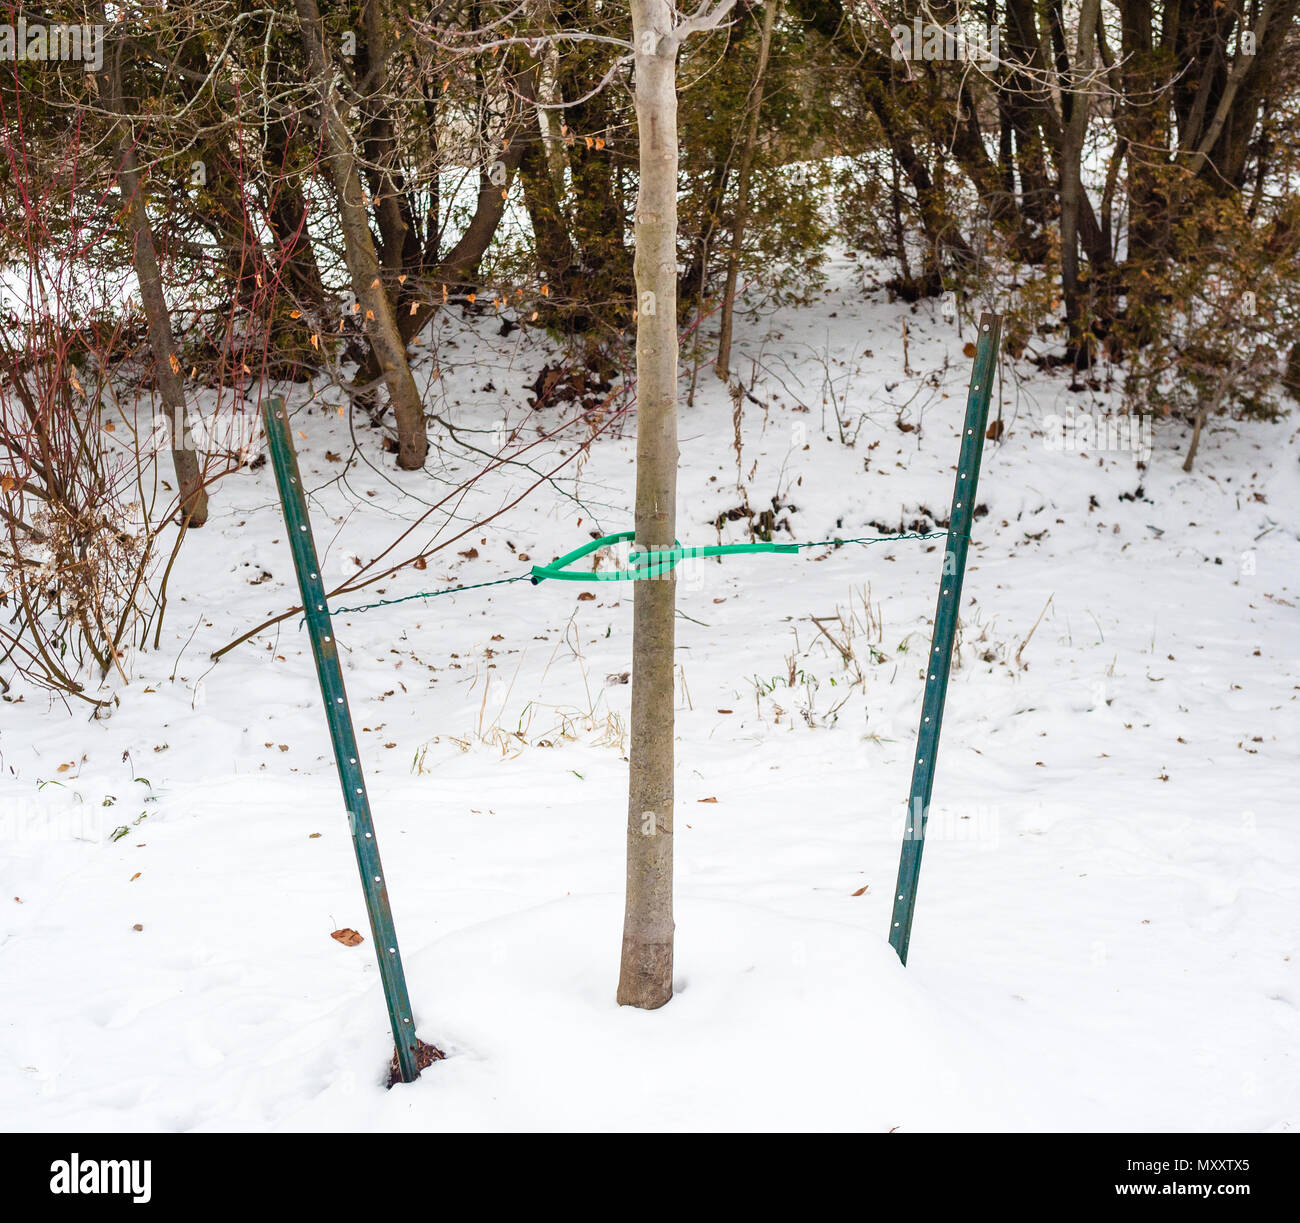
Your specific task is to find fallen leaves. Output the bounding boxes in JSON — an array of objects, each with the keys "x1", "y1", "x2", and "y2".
[
  {"x1": 387, "y1": 1038, "x2": 446, "y2": 1086},
  {"x1": 851, "y1": 885, "x2": 869, "y2": 897},
  {"x1": 331, "y1": 928, "x2": 364, "y2": 947},
  {"x1": 577, "y1": 591, "x2": 595, "y2": 601}
]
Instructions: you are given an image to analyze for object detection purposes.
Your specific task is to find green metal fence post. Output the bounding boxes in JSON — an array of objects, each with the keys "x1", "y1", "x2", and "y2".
[
  {"x1": 888, "y1": 312, "x2": 1002, "y2": 965},
  {"x1": 261, "y1": 397, "x2": 423, "y2": 1082}
]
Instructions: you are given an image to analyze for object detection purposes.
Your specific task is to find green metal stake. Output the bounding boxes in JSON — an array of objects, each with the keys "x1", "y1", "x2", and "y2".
[
  {"x1": 261, "y1": 397, "x2": 423, "y2": 1082},
  {"x1": 888, "y1": 312, "x2": 1002, "y2": 965}
]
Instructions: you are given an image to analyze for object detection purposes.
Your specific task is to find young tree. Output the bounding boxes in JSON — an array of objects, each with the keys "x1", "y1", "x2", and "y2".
[{"x1": 618, "y1": 0, "x2": 737, "y2": 1010}]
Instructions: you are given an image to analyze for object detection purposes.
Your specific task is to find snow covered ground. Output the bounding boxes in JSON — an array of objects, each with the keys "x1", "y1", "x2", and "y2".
[{"x1": 2, "y1": 260, "x2": 1297, "y2": 1131}]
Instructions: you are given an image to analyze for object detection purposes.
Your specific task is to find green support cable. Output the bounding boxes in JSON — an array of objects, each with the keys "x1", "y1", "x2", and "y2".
[
  {"x1": 888, "y1": 312, "x2": 1003, "y2": 965},
  {"x1": 322, "y1": 532, "x2": 950, "y2": 618},
  {"x1": 261, "y1": 397, "x2": 424, "y2": 1083}
]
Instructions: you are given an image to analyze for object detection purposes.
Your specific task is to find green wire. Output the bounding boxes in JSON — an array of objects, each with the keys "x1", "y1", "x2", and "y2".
[
  {"x1": 308, "y1": 574, "x2": 531, "y2": 621},
  {"x1": 306, "y1": 529, "x2": 962, "y2": 623}
]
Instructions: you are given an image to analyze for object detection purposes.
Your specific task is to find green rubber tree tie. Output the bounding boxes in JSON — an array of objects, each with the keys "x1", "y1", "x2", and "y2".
[{"x1": 529, "y1": 530, "x2": 799, "y2": 583}]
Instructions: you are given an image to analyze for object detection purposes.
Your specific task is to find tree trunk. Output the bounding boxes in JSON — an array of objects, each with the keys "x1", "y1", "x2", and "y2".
[
  {"x1": 1058, "y1": 0, "x2": 1101, "y2": 366},
  {"x1": 715, "y1": 0, "x2": 778, "y2": 381},
  {"x1": 1004, "y1": 0, "x2": 1053, "y2": 230},
  {"x1": 618, "y1": 0, "x2": 681, "y2": 1010},
  {"x1": 554, "y1": 5, "x2": 632, "y2": 325},
  {"x1": 294, "y1": 0, "x2": 428, "y2": 469},
  {"x1": 359, "y1": 0, "x2": 422, "y2": 278},
  {"x1": 1182, "y1": 405, "x2": 1207, "y2": 473},
  {"x1": 398, "y1": 57, "x2": 539, "y2": 343},
  {"x1": 519, "y1": 139, "x2": 576, "y2": 292},
  {"x1": 99, "y1": 29, "x2": 208, "y2": 527},
  {"x1": 264, "y1": 122, "x2": 329, "y2": 329},
  {"x1": 1183, "y1": 376, "x2": 1232, "y2": 473}
]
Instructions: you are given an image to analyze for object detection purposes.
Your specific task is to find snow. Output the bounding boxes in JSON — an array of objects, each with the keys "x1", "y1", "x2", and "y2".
[{"x1": 2, "y1": 260, "x2": 1297, "y2": 1131}]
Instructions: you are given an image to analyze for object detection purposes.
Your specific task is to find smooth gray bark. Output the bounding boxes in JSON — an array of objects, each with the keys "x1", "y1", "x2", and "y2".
[{"x1": 618, "y1": 0, "x2": 683, "y2": 1009}]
